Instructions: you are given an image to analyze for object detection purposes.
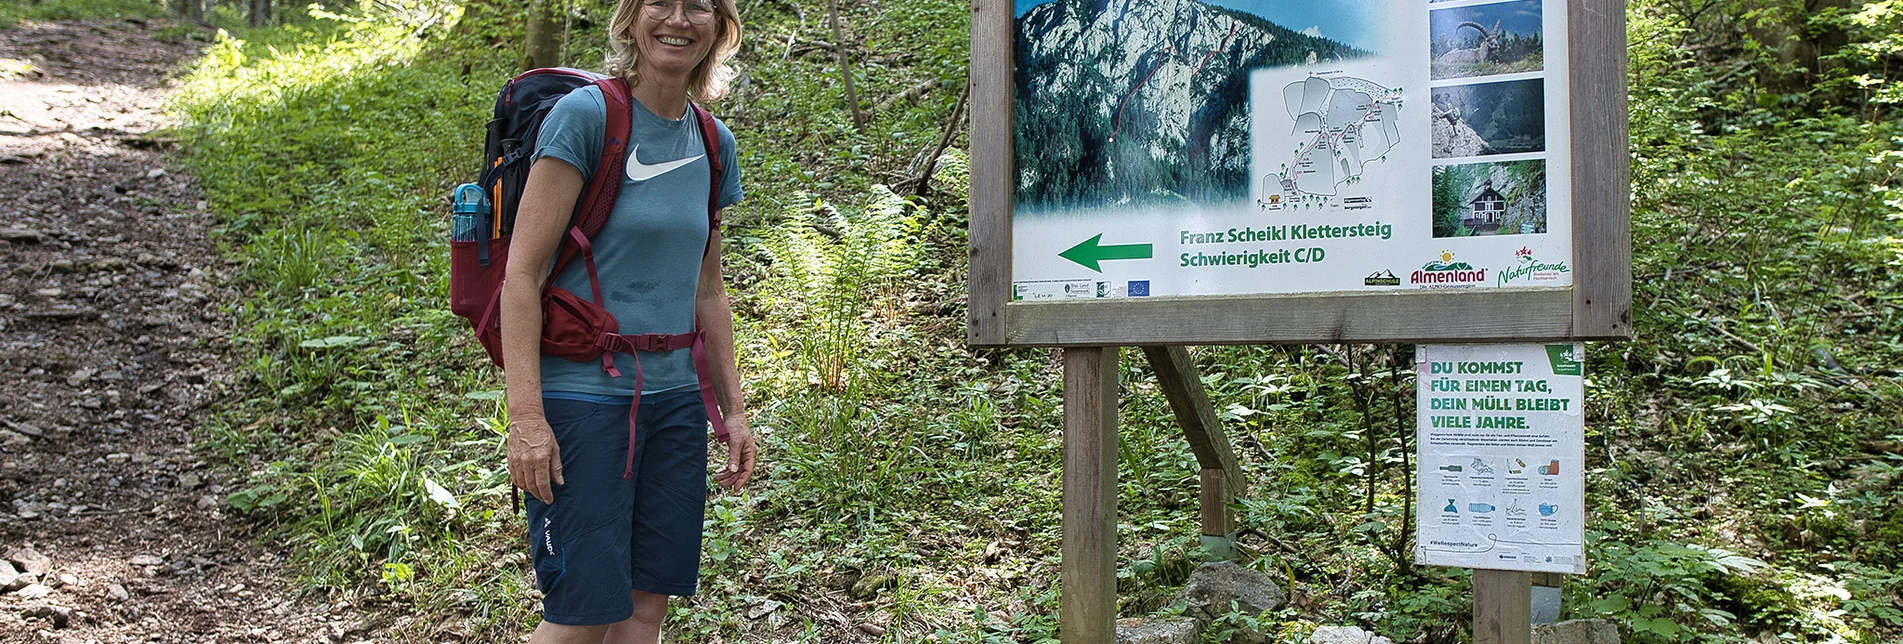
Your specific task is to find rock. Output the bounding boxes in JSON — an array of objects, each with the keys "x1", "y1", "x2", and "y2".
[
  {"x1": 857, "y1": 623, "x2": 886, "y2": 636},
  {"x1": 15, "y1": 583, "x2": 52, "y2": 599},
  {"x1": 146, "y1": 167, "x2": 166, "y2": 179},
  {"x1": 56, "y1": 573, "x2": 77, "y2": 586},
  {"x1": 178, "y1": 472, "x2": 201, "y2": 489},
  {"x1": 0, "y1": 561, "x2": 16, "y2": 589},
  {"x1": 5, "y1": 546, "x2": 52, "y2": 575},
  {"x1": 746, "y1": 599, "x2": 780, "y2": 619},
  {"x1": 1116, "y1": 616, "x2": 1201, "y2": 644},
  {"x1": 106, "y1": 584, "x2": 129, "y2": 601},
  {"x1": 0, "y1": 430, "x2": 29, "y2": 447},
  {"x1": 0, "y1": 228, "x2": 44, "y2": 243},
  {"x1": 1533, "y1": 619, "x2": 1620, "y2": 644},
  {"x1": 196, "y1": 494, "x2": 218, "y2": 509},
  {"x1": 5, "y1": 422, "x2": 42, "y2": 437},
  {"x1": 67, "y1": 368, "x2": 95, "y2": 386},
  {"x1": 850, "y1": 572, "x2": 894, "y2": 599},
  {"x1": 127, "y1": 555, "x2": 164, "y2": 566},
  {"x1": 1177, "y1": 561, "x2": 1285, "y2": 622},
  {"x1": 1309, "y1": 626, "x2": 1393, "y2": 644},
  {"x1": 21, "y1": 603, "x2": 71, "y2": 628}
]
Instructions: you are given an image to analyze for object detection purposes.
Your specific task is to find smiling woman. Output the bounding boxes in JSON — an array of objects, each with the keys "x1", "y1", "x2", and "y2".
[{"x1": 495, "y1": 0, "x2": 757, "y2": 642}]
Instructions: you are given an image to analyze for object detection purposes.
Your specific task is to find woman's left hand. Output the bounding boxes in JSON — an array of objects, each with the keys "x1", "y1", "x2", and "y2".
[{"x1": 713, "y1": 415, "x2": 756, "y2": 491}]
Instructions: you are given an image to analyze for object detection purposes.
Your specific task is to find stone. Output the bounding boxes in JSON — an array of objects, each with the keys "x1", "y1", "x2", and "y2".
[
  {"x1": 1176, "y1": 561, "x2": 1285, "y2": 622},
  {"x1": 66, "y1": 368, "x2": 95, "y2": 386},
  {"x1": 0, "y1": 561, "x2": 16, "y2": 589},
  {"x1": 15, "y1": 583, "x2": 52, "y2": 599},
  {"x1": 56, "y1": 573, "x2": 77, "y2": 586},
  {"x1": 1, "y1": 430, "x2": 29, "y2": 447},
  {"x1": 21, "y1": 603, "x2": 71, "y2": 628},
  {"x1": 127, "y1": 555, "x2": 163, "y2": 566},
  {"x1": 0, "y1": 228, "x2": 44, "y2": 243},
  {"x1": 1116, "y1": 616, "x2": 1201, "y2": 644},
  {"x1": 177, "y1": 472, "x2": 201, "y2": 489},
  {"x1": 106, "y1": 584, "x2": 128, "y2": 601},
  {"x1": 1309, "y1": 626, "x2": 1394, "y2": 644},
  {"x1": 5, "y1": 546, "x2": 52, "y2": 575},
  {"x1": 1533, "y1": 619, "x2": 1620, "y2": 644},
  {"x1": 850, "y1": 572, "x2": 894, "y2": 599}
]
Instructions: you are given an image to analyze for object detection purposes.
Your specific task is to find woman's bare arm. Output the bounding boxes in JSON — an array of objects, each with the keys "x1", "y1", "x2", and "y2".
[{"x1": 501, "y1": 158, "x2": 586, "y2": 504}]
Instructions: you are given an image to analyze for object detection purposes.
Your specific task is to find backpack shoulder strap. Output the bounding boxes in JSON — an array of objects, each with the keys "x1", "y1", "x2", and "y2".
[
  {"x1": 550, "y1": 76, "x2": 634, "y2": 278},
  {"x1": 689, "y1": 101, "x2": 723, "y2": 233}
]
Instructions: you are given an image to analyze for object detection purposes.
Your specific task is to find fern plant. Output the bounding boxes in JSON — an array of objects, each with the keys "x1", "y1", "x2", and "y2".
[{"x1": 758, "y1": 185, "x2": 923, "y2": 393}]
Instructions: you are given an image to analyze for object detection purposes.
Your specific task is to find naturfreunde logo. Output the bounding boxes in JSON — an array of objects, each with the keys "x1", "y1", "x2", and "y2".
[
  {"x1": 1497, "y1": 247, "x2": 1570, "y2": 286},
  {"x1": 1409, "y1": 251, "x2": 1486, "y2": 288}
]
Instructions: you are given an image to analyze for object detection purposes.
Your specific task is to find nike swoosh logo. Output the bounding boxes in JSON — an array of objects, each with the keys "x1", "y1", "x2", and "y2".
[{"x1": 625, "y1": 145, "x2": 703, "y2": 182}]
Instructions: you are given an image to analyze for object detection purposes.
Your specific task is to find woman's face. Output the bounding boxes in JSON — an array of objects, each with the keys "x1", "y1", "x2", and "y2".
[{"x1": 631, "y1": 0, "x2": 720, "y2": 84}]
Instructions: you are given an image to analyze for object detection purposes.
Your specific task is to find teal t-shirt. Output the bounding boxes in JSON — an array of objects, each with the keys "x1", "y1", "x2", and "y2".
[{"x1": 531, "y1": 85, "x2": 743, "y2": 396}]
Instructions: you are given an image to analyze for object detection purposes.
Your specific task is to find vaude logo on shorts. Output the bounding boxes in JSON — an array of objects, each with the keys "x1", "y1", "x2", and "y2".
[
  {"x1": 543, "y1": 517, "x2": 556, "y2": 555},
  {"x1": 625, "y1": 145, "x2": 703, "y2": 182}
]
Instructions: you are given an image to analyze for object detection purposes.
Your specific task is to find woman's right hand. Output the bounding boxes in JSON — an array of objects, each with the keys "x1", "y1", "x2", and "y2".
[{"x1": 507, "y1": 415, "x2": 564, "y2": 504}]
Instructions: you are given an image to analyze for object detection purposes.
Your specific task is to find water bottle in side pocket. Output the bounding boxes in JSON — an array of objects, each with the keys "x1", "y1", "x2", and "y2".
[{"x1": 451, "y1": 183, "x2": 489, "y2": 241}]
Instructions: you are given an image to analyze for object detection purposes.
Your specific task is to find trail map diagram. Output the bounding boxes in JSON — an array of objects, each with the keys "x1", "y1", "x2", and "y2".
[{"x1": 1267, "y1": 76, "x2": 1403, "y2": 204}]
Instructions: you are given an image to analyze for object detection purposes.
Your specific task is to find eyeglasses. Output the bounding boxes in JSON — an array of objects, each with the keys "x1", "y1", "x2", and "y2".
[{"x1": 642, "y1": 0, "x2": 716, "y2": 25}]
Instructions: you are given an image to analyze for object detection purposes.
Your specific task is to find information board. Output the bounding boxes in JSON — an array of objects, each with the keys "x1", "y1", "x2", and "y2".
[
  {"x1": 1011, "y1": 0, "x2": 1571, "y2": 300},
  {"x1": 1414, "y1": 343, "x2": 1585, "y2": 574},
  {"x1": 966, "y1": 0, "x2": 1630, "y2": 346}
]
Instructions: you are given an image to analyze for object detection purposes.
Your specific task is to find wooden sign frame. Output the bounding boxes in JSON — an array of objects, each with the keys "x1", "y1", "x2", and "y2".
[{"x1": 966, "y1": 0, "x2": 1632, "y2": 348}]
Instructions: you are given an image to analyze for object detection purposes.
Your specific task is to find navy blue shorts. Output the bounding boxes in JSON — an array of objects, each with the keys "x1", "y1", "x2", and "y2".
[{"x1": 526, "y1": 391, "x2": 709, "y2": 625}]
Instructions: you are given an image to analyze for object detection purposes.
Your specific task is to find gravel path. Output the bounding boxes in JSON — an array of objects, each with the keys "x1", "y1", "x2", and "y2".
[{"x1": 0, "y1": 18, "x2": 379, "y2": 643}]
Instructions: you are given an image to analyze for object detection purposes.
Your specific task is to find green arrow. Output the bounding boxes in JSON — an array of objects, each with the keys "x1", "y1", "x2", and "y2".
[{"x1": 1060, "y1": 234, "x2": 1153, "y2": 272}]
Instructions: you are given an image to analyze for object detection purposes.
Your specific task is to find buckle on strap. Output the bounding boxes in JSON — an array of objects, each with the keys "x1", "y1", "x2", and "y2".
[{"x1": 597, "y1": 333, "x2": 680, "y2": 354}]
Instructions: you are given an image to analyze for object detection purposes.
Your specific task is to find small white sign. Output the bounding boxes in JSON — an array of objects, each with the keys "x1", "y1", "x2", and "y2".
[{"x1": 1415, "y1": 343, "x2": 1585, "y2": 574}]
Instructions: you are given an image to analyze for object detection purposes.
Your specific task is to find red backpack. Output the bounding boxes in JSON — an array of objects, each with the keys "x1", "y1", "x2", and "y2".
[{"x1": 449, "y1": 68, "x2": 730, "y2": 477}]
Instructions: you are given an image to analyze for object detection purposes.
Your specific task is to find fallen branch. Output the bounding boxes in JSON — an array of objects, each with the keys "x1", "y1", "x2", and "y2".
[
  {"x1": 908, "y1": 80, "x2": 968, "y2": 198},
  {"x1": 876, "y1": 78, "x2": 939, "y2": 113}
]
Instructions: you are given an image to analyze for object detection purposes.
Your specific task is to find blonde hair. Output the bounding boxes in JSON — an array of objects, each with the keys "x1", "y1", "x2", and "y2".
[{"x1": 604, "y1": 0, "x2": 743, "y2": 102}]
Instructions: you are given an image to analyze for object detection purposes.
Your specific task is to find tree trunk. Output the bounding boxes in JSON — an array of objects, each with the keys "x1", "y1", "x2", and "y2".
[
  {"x1": 249, "y1": 0, "x2": 270, "y2": 28},
  {"x1": 825, "y1": 0, "x2": 867, "y2": 131},
  {"x1": 520, "y1": 0, "x2": 562, "y2": 72}
]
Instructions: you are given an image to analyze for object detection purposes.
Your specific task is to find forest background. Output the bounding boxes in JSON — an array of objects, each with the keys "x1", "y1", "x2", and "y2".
[{"x1": 1, "y1": 0, "x2": 1899, "y2": 641}]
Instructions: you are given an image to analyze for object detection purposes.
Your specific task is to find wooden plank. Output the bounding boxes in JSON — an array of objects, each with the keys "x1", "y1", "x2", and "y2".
[
  {"x1": 1529, "y1": 572, "x2": 1565, "y2": 588},
  {"x1": 1199, "y1": 468, "x2": 1230, "y2": 537},
  {"x1": 1002, "y1": 288, "x2": 1576, "y2": 347},
  {"x1": 1473, "y1": 569, "x2": 1532, "y2": 644},
  {"x1": 1568, "y1": 0, "x2": 1633, "y2": 339},
  {"x1": 965, "y1": 0, "x2": 1013, "y2": 346},
  {"x1": 1061, "y1": 347, "x2": 1120, "y2": 644},
  {"x1": 1138, "y1": 345, "x2": 1247, "y2": 504}
]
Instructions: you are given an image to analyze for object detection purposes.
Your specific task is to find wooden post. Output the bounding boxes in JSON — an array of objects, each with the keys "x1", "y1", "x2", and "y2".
[
  {"x1": 1473, "y1": 569, "x2": 1532, "y2": 644},
  {"x1": 1062, "y1": 347, "x2": 1119, "y2": 644},
  {"x1": 1140, "y1": 345, "x2": 1246, "y2": 559}
]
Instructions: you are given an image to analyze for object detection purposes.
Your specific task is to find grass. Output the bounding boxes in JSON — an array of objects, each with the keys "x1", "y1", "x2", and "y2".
[{"x1": 117, "y1": 0, "x2": 1903, "y2": 640}]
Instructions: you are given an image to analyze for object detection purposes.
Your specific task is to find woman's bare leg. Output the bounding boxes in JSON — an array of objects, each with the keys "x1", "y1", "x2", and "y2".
[
  {"x1": 530, "y1": 621, "x2": 610, "y2": 644},
  {"x1": 602, "y1": 590, "x2": 668, "y2": 644}
]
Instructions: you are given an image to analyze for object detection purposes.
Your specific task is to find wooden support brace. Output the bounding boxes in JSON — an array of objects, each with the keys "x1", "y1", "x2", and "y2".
[
  {"x1": 1140, "y1": 345, "x2": 1246, "y2": 545},
  {"x1": 1474, "y1": 569, "x2": 1532, "y2": 644},
  {"x1": 1061, "y1": 347, "x2": 1119, "y2": 644}
]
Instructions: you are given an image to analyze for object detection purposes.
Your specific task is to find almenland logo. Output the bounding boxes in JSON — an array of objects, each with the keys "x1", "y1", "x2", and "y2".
[
  {"x1": 1409, "y1": 251, "x2": 1486, "y2": 288},
  {"x1": 1497, "y1": 247, "x2": 1570, "y2": 286}
]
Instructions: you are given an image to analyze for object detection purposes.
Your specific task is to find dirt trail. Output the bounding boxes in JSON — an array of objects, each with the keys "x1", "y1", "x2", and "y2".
[{"x1": 0, "y1": 19, "x2": 373, "y2": 643}]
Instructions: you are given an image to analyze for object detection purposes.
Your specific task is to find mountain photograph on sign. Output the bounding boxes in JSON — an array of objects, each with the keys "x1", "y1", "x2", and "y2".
[
  {"x1": 1013, "y1": 0, "x2": 1370, "y2": 214},
  {"x1": 1429, "y1": 0, "x2": 1544, "y2": 80},
  {"x1": 1430, "y1": 78, "x2": 1546, "y2": 158},
  {"x1": 1431, "y1": 159, "x2": 1548, "y2": 237}
]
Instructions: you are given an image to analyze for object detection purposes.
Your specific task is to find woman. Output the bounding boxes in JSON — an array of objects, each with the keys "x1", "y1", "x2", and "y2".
[{"x1": 499, "y1": 0, "x2": 756, "y2": 641}]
